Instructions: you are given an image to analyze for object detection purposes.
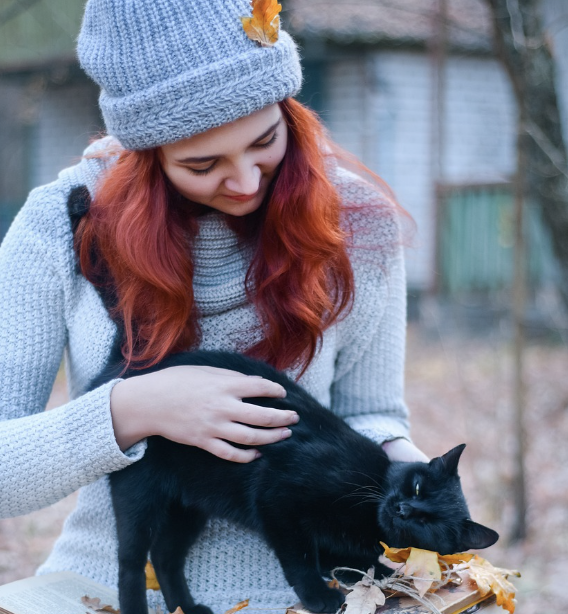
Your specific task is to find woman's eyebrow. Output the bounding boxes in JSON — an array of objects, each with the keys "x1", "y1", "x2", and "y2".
[{"x1": 176, "y1": 118, "x2": 282, "y2": 164}]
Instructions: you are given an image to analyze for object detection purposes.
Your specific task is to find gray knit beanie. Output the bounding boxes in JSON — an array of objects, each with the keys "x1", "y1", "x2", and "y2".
[{"x1": 77, "y1": 0, "x2": 302, "y2": 150}]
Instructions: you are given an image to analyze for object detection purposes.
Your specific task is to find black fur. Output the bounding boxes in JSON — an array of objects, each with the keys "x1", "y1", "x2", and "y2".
[
  {"x1": 67, "y1": 185, "x2": 121, "y2": 319},
  {"x1": 90, "y1": 350, "x2": 499, "y2": 614}
]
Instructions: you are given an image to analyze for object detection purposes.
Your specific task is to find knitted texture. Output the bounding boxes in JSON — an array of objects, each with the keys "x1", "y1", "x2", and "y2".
[
  {"x1": 0, "y1": 138, "x2": 410, "y2": 612},
  {"x1": 77, "y1": 0, "x2": 302, "y2": 150}
]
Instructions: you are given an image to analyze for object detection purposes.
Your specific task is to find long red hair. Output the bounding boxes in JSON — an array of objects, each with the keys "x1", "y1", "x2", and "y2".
[{"x1": 76, "y1": 99, "x2": 394, "y2": 373}]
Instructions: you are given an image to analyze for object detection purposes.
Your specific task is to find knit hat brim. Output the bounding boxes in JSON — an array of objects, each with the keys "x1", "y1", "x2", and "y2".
[{"x1": 99, "y1": 32, "x2": 302, "y2": 151}]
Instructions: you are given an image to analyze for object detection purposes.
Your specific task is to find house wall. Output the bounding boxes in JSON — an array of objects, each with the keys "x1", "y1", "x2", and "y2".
[
  {"x1": 28, "y1": 80, "x2": 102, "y2": 188},
  {"x1": 325, "y1": 51, "x2": 516, "y2": 289},
  {"x1": 544, "y1": 0, "x2": 568, "y2": 143}
]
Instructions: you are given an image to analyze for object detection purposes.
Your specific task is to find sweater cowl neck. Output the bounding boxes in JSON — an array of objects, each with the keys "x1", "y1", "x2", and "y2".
[{"x1": 191, "y1": 212, "x2": 251, "y2": 317}]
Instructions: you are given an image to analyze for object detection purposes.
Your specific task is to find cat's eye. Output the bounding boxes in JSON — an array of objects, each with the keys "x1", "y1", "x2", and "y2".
[{"x1": 415, "y1": 482, "x2": 420, "y2": 496}]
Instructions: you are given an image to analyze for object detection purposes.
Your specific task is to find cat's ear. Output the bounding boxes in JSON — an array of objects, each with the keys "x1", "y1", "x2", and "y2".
[
  {"x1": 460, "y1": 519, "x2": 499, "y2": 550},
  {"x1": 429, "y1": 443, "x2": 466, "y2": 475}
]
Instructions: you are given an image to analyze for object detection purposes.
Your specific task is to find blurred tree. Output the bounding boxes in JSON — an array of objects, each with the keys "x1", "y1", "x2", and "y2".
[
  {"x1": 485, "y1": 0, "x2": 568, "y2": 544},
  {"x1": 485, "y1": 0, "x2": 568, "y2": 310}
]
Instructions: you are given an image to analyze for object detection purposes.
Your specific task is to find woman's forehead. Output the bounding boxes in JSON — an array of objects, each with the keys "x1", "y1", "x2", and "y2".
[{"x1": 162, "y1": 104, "x2": 282, "y2": 159}]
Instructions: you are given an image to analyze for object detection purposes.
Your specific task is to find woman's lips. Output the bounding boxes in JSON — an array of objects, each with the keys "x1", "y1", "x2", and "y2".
[{"x1": 223, "y1": 191, "x2": 259, "y2": 202}]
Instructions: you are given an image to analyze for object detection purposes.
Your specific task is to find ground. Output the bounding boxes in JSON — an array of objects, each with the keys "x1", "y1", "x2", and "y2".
[{"x1": 1, "y1": 324, "x2": 567, "y2": 613}]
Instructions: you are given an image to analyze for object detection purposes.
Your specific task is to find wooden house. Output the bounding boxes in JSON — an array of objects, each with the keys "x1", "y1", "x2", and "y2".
[{"x1": 0, "y1": 0, "x2": 565, "y2": 320}]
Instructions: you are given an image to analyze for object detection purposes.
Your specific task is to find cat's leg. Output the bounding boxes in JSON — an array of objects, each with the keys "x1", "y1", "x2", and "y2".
[
  {"x1": 262, "y1": 525, "x2": 345, "y2": 613},
  {"x1": 113, "y1": 494, "x2": 156, "y2": 614},
  {"x1": 150, "y1": 503, "x2": 212, "y2": 614}
]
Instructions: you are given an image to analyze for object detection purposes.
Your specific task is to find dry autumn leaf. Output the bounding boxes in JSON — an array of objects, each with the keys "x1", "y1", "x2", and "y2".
[
  {"x1": 80, "y1": 595, "x2": 120, "y2": 613},
  {"x1": 343, "y1": 583, "x2": 386, "y2": 614},
  {"x1": 380, "y1": 542, "x2": 412, "y2": 564},
  {"x1": 223, "y1": 599, "x2": 250, "y2": 614},
  {"x1": 465, "y1": 555, "x2": 520, "y2": 614},
  {"x1": 343, "y1": 568, "x2": 385, "y2": 614},
  {"x1": 146, "y1": 559, "x2": 161, "y2": 590},
  {"x1": 438, "y1": 552, "x2": 474, "y2": 565},
  {"x1": 380, "y1": 542, "x2": 473, "y2": 566},
  {"x1": 240, "y1": 0, "x2": 281, "y2": 47},
  {"x1": 404, "y1": 548, "x2": 442, "y2": 597},
  {"x1": 170, "y1": 609, "x2": 184, "y2": 614}
]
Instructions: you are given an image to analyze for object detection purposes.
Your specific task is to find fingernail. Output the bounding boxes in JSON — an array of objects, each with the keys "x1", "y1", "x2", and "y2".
[
  {"x1": 290, "y1": 412, "x2": 300, "y2": 423},
  {"x1": 281, "y1": 428, "x2": 292, "y2": 439},
  {"x1": 278, "y1": 386, "x2": 287, "y2": 398},
  {"x1": 254, "y1": 450, "x2": 263, "y2": 459}
]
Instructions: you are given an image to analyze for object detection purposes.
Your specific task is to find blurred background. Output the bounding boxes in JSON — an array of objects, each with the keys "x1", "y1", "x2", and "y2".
[{"x1": 0, "y1": 1, "x2": 567, "y2": 613}]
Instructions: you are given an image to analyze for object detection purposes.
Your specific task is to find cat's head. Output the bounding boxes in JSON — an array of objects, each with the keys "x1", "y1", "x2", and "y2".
[{"x1": 378, "y1": 444, "x2": 499, "y2": 554}]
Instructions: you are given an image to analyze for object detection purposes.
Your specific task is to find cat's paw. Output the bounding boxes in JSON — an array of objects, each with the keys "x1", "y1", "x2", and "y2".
[
  {"x1": 296, "y1": 586, "x2": 345, "y2": 613},
  {"x1": 186, "y1": 604, "x2": 214, "y2": 614}
]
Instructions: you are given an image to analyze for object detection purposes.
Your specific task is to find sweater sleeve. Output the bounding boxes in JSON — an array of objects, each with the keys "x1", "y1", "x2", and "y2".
[
  {"x1": 329, "y1": 169, "x2": 411, "y2": 446},
  {"x1": 0, "y1": 187, "x2": 145, "y2": 519},
  {"x1": 330, "y1": 245, "x2": 411, "y2": 445}
]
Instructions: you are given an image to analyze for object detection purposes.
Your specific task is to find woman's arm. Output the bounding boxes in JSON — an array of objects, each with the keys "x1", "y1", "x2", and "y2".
[
  {"x1": 0, "y1": 188, "x2": 148, "y2": 519},
  {"x1": 330, "y1": 191, "x2": 427, "y2": 462}
]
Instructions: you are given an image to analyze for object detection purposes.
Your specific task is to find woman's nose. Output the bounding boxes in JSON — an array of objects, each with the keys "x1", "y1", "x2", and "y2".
[{"x1": 224, "y1": 162, "x2": 262, "y2": 195}]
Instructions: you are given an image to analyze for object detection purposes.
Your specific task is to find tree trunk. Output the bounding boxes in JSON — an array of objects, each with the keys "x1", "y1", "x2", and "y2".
[{"x1": 485, "y1": 0, "x2": 568, "y2": 310}]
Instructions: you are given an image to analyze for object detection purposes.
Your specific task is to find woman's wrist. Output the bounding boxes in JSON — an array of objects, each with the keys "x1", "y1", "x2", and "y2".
[
  {"x1": 382, "y1": 438, "x2": 429, "y2": 463},
  {"x1": 110, "y1": 377, "x2": 153, "y2": 451}
]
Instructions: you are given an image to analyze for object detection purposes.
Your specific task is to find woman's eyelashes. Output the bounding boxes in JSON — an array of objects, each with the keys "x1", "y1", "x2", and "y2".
[
  {"x1": 187, "y1": 163, "x2": 216, "y2": 176},
  {"x1": 185, "y1": 131, "x2": 279, "y2": 176},
  {"x1": 255, "y1": 130, "x2": 279, "y2": 149}
]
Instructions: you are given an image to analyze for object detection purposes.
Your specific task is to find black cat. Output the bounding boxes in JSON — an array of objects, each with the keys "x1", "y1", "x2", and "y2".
[{"x1": 91, "y1": 350, "x2": 498, "y2": 614}]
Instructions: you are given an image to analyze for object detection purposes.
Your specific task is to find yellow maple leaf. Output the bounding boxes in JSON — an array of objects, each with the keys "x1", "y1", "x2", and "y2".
[
  {"x1": 438, "y1": 551, "x2": 474, "y2": 565},
  {"x1": 223, "y1": 599, "x2": 250, "y2": 614},
  {"x1": 404, "y1": 548, "x2": 442, "y2": 597},
  {"x1": 145, "y1": 559, "x2": 161, "y2": 591},
  {"x1": 241, "y1": 0, "x2": 281, "y2": 47},
  {"x1": 380, "y1": 542, "x2": 412, "y2": 563},
  {"x1": 380, "y1": 542, "x2": 474, "y2": 566},
  {"x1": 466, "y1": 555, "x2": 520, "y2": 614}
]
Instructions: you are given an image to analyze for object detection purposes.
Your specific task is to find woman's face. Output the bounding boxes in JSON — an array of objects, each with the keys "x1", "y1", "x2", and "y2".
[{"x1": 160, "y1": 104, "x2": 288, "y2": 216}]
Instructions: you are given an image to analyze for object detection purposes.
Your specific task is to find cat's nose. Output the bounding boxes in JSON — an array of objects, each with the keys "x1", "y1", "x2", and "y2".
[{"x1": 396, "y1": 503, "x2": 411, "y2": 518}]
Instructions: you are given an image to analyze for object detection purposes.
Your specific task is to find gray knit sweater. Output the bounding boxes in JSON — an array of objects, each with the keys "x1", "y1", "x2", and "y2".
[{"x1": 0, "y1": 138, "x2": 410, "y2": 613}]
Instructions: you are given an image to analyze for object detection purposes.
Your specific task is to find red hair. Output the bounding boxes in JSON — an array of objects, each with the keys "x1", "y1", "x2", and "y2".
[{"x1": 77, "y1": 99, "x2": 395, "y2": 373}]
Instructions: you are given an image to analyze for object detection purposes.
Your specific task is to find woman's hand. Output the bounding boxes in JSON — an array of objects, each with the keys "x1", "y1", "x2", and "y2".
[
  {"x1": 382, "y1": 438, "x2": 429, "y2": 463},
  {"x1": 110, "y1": 365, "x2": 298, "y2": 463}
]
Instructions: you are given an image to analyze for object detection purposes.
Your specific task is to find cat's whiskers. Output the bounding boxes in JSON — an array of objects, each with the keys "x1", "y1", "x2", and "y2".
[
  {"x1": 334, "y1": 482, "x2": 384, "y2": 505},
  {"x1": 346, "y1": 470, "x2": 383, "y2": 489},
  {"x1": 334, "y1": 483, "x2": 386, "y2": 509}
]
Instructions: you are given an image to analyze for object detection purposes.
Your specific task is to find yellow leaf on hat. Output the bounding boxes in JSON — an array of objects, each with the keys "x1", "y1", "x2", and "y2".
[{"x1": 241, "y1": 0, "x2": 281, "y2": 47}]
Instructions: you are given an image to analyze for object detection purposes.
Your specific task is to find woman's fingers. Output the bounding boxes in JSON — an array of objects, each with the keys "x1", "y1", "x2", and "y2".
[
  {"x1": 235, "y1": 403, "x2": 299, "y2": 428},
  {"x1": 192, "y1": 365, "x2": 287, "y2": 398},
  {"x1": 229, "y1": 374, "x2": 287, "y2": 400},
  {"x1": 223, "y1": 422, "x2": 293, "y2": 447},
  {"x1": 205, "y1": 439, "x2": 261, "y2": 464}
]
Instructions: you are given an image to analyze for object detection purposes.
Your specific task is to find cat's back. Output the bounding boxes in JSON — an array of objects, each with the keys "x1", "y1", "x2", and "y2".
[{"x1": 126, "y1": 351, "x2": 371, "y2": 469}]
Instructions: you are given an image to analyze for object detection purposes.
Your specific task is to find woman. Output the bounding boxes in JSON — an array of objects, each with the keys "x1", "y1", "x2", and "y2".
[{"x1": 0, "y1": 0, "x2": 427, "y2": 611}]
